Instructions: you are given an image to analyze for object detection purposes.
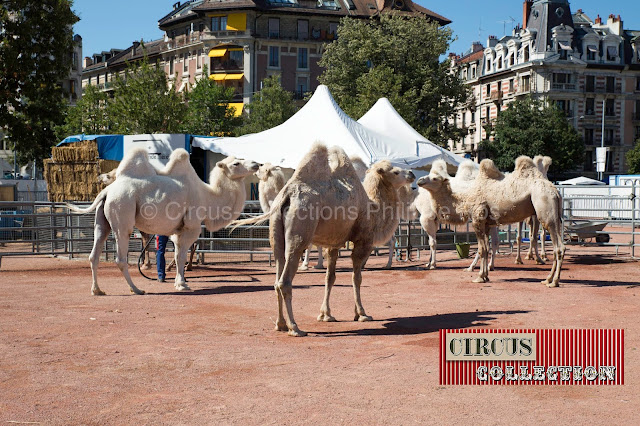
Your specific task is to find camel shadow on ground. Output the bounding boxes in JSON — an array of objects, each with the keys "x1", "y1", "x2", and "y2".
[
  {"x1": 312, "y1": 310, "x2": 531, "y2": 337},
  {"x1": 501, "y1": 277, "x2": 639, "y2": 288}
]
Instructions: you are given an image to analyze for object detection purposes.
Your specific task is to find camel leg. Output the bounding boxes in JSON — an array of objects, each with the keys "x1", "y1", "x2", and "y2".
[
  {"x1": 318, "y1": 248, "x2": 339, "y2": 322},
  {"x1": 515, "y1": 222, "x2": 524, "y2": 264},
  {"x1": 540, "y1": 227, "x2": 549, "y2": 261},
  {"x1": 488, "y1": 226, "x2": 498, "y2": 271},
  {"x1": 186, "y1": 241, "x2": 198, "y2": 271},
  {"x1": 421, "y1": 215, "x2": 437, "y2": 270},
  {"x1": 351, "y1": 243, "x2": 373, "y2": 322},
  {"x1": 385, "y1": 237, "x2": 395, "y2": 269},
  {"x1": 466, "y1": 251, "x2": 480, "y2": 272},
  {"x1": 526, "y1": 217, "x2": 544, "y2": 264},
  {"x1": 473, "y1": 224, "x2": 490, "y2": 283},
  {"x1": 272, "y1": 217, "x2": 287, "y2": 332},
  {"x1": 314, "y1": 245, "x2": 325, "y2": 269},
  {"x1": 112, "y1": 228, "x2": 145, "y2": 295},
  {"x1": 299, "y1": 248, "x2": 310, "y2": 271},
  {"x1": 140, "y1": 232, "x2": 152, "y2": 270},
  {"x1": 89, "y1": 202, "x2": 110, "y2": 296},
  {"x1": 172, "y1": 229, "x2": 200, "y2": 291},
  {"x1": 542, "y1": 222, "x2": 565, "y2": 288},
  {"x1": 278, "y1": 247, "x2": 308, "y2": 336}
]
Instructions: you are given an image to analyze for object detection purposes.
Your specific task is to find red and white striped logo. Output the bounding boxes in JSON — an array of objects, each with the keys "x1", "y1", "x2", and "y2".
[{"x1": 439, "y1": 329, "x2": 624, "y2": 385}]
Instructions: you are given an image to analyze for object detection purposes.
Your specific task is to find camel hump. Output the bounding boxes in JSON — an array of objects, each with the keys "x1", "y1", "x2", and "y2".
[
  {"x1": 455, "y1": 160, "x2": 478, "y2": 181},
  {"x1": 478, "y1": 159, "x2": 505, "y2": 180},
  {"x1": 533, "y1": 155, "x2": 552, "y2": 173},
  {"x1": 158, "y1": 148, "x2": 192, "y2": 177},
  {"x1": 293, "y1": 142, "x2": 330, "y2": 181},
  {"x1": 329, "y1": 146, "x2": 362, "y2": 181},
  {"x1": 116, "y1": 147, "x2": 156, "y2": 178},
  {"x1": 514, "y1": 155, "x2": 536, "y2": 172},
  {"x1": 430, "y1": 159, "x2": 449, "y2": 177}
]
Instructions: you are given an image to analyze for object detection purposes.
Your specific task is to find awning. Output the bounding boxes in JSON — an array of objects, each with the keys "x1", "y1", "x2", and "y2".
[
  {"x1": 588, "y1": 45, "x2": 598, "y2": 53},
  {"x1": 208, "y1": 73, "x2": 244, "y2": 82},
  {"x1": 607, "y1": 46, "x2": 618, "y2": 57},
  {"x1": 208, "y1": 48, "x2": 227, "y2": 58},
  {"x1": 558, "y1": 42, "x2": 572, "y2": 51},
  {"x1": 229, "y1": 103, "x2": 244, "y2": 117},
  {"x1": 225, "y1": 73, "x2": 244, "y2": 81}
]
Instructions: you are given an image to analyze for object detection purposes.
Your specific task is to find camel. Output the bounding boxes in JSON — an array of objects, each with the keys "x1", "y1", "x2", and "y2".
[
  {"x1": 515, "y1": 155, "x2": 552, "y2": 265},
  {"x1": 417, "y1": 155, "x2": 565, "y2": 287},
  {"x1": 69, "y1": 148, "x2": 258, "y2": 295},
  {"x1": 233, "y1": 143, "x2": 414, "y2": 336}
]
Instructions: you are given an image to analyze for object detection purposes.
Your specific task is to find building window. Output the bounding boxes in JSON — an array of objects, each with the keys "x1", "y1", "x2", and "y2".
[
  {"x1": 587, "y1": 45, "x2": 597, "y2": 61},
  {"x1": 508, "y1": 53, "x2": 514, "y2": 66},
  {"x1": 229, "y1": 49, "x2": 243, "y2": 69},
  {"x1": 605, "y1": 129, "x2": 614, "y2": 146},
  {"x1": 72, "y1": 52, "x2": 78, "y2": 71},
  {"x1": 197, "y1": 50, "x2": 202, "y2": 69},
  {"x1": 497, "y1": 56, "x2": 503, "y2": 69},
  {"x1": 471, "y1": 65, "x2": 476, "y2": 78},
  {"x1": 636, "y1": 77, "x2": 640, "y2": 91},
  {"x1": 199, "y1": 23, "x2": 204, "y2": 33},
  {"x1": 297, "y1": 20, "x2": 309, "y2": 40},
  {"x1": 70, "y1": 79, "x2": 76, "y2": 96},
  {"x1": 183, "y1": 53, "x2": 188, "y2": 72},
  {"x1": 635, "y1": 100, "x2": 640, "y2": 120},
  {"x1": 485, "y1": 106, "x2": 490, "y2": 121},
  {"x1": 606, "y1": 76, "x2": 615, "y2": 93},
  {"x1": 559, "y1": 49, "x2": 567, "y2": 60},
  {"x1": 523, "y1": 46, "x2": 529, "y2": 62},
  {"x1": 635, "y1": 126, "x2": 640, "y2": 141},
  {"x1": 521, "y1": 75, "x2": 530, "y2": 92},
  {"x1": 211, "y1": 16, "x2": 227, "y2": 31},
  {"x1": 296, "y1": 76, "x2": 308, "y2": 98},
  {"x1": 297, "y1": 47, "x2": 308, "y2": 69},
  {"x1": 585, "y1": 75, "x2": 595, "y2": 92},
  {"x1": 329, "y1": 22, "x2": 339, "y2": 38},
  {"x1": 605, "y1": 99, "x2": 615, "y2": 116},
  {"x1": 509, "y1": 78, "x2": 514, "y2": 93},
  {"x1": 585, "y1": 128, "x2": 594, "y2": 145},
  {"x1": 485, "y1": 83, "x2": 491, "y2": 98},
  {"x1": 486, "y1": 58, "x2": 492, "y2": 72},
  {"x1": 606, "y1": 46, "x2": 618, "y2": 61},
  {"x1": 497, "y1": 81, "x2": 502, "y2": 94},
  {"x1": 586, "y1": 97, "x2": 595, "y2": 116},
  {"x1": 584, "y1": 151, "x2": 594, "y2": 171},
  {"x1": 268, "y1": 46, "x2": 280, "y2": 68},
  {"x1": 169, "y1": 57, "x2": 174, "y2": 74},
  {"x1": 269, "y1": 18, "x2": 280, "y2": 38}
]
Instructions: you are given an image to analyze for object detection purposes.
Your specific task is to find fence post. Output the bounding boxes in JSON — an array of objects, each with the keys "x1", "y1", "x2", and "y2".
[{"x1": 632, "y1": 181, "x2": 636, "y2": 258}]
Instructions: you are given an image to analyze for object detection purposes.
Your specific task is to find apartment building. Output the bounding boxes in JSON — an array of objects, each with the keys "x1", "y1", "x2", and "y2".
[
  {"x1": 450, "y1": 0, "x2": 640, "y2": 177},
  {"x1": 82, "y1": 0, "x2": 449, "y2": 115}
]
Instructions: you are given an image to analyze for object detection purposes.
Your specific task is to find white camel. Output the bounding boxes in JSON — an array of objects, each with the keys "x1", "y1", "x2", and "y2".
[
  {"x1": 234, "y1": 143, "x2": 414, "y2": 336},
  {"x1": 417, "y1": 156, "x2": 565, "y2": 287},
  {"x1": 515, "y1": 155, "x2": 552, "y2": 264},
  {"x1": 69, "y1": 148, "x2": 258, "y2": 295}
]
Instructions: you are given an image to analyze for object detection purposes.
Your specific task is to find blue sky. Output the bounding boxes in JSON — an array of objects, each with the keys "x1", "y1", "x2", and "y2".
[{"x1": 73, "y1": 0, "x2": 640, "y2": 59}]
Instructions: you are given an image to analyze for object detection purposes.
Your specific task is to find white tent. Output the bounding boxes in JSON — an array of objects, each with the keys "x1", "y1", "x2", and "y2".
[
  {"x1": 357, "y1": 97, "x2": 464, "y2": 168},
  {"x1": 557, "y1": 176, "x2": 606, "y2": 185},
  {"x1": 192, "y1": 85, "x2": 465, "y2": 170}
]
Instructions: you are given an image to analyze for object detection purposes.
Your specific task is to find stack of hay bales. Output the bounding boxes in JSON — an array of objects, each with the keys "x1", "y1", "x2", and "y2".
[{"x1": 44, "y1": 140, "x2": 119, "y2": 202}]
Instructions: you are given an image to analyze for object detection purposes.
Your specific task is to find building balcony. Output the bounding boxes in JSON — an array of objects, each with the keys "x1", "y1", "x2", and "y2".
[
  {"x1": 583, "y1": 87, "x2": 621, "y2": 94},
  {"x1": 552, "y1": 83, "x2": 577, "y2": 91},
  {"x1": 489, "y1": 91, "x2": 502, "y2": 101}
]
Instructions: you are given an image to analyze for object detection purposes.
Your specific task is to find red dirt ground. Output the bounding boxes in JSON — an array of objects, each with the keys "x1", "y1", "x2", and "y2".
[{"x1": 1, "y1": 243, "x2": 638, "y2": 425}]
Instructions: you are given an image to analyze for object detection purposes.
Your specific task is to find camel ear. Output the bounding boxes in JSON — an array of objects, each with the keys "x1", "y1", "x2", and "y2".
[
  {"x1": 376, "y1": 167, "x2": 385, "y2": 174},
  {"x1": 275, "y1": 167, "x2": 281, "y2": 171},
  {"x1": 216, "y1": 161, "x2": 227, "y2": 169}
]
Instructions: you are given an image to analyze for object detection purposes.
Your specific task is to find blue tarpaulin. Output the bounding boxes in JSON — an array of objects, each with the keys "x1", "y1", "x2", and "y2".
[{"x1": 58, "y1": 134, "x2": 124, "y2": 161}]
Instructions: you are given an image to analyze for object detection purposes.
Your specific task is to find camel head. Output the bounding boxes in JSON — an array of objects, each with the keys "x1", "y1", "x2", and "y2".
[
  {"x1": 349, "y1": 156, "x2": 369, "y2": 181},
  {"x1": 416, "y1": 167, "x2": 451, "y2": 194},
  {"x1": 216, "y1": 156, "x2": 260, "y2": 180},
  {"x1": 255, "y1": 163, "x2": 281, "y2": 181},
  {"x1": 368, "y1": 161, "x2": 415, "y2": 188},
  {"x1": 98, "y1": 169, "x2": 117, "y2": 185}
]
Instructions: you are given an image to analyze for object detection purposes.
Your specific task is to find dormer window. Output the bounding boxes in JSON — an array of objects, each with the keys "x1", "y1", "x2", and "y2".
[
  {"x1": 497, "y1": 56, "x2": 503, "y2": 69},
  {"x1": 587, "y1": 45, "x2": 597, "y2": 61},
  {"x1": 523, "y1": 46, "x2": 529, "y2": 62},
  {"x1": 606, "y1": 46, "x2": 618, "y2": 61},
  {"x1": 486, "y1": 58, "x2": 492, "y2": 72}
]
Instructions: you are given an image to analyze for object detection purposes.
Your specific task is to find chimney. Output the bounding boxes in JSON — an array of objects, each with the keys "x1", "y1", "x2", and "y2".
[
  {"x1": 173, "y1": 2, "x2": 181, "y2": 10},
  {"x1": 472, "y1": 42, "x2": 484, "y2": 53},
  {"x1": 487, "y1": 35, "x2": 498, "y2": 48},
  {"x1": 595, "y1": 15, "x2": 601, "y2": 25},
  {"x1": 522, "y1": 0, "x2": 532, "y2": 29},
  {"x1": 84, "y1": 57, "x2": 92, "y2": 68},
  {"x1": 132, "y1": 41, "x2": 140, "y2": 57}
]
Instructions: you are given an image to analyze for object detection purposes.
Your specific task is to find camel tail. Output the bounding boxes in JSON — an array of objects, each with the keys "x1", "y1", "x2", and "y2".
[
  {"x1": 66, "y1": 187, "x2": 108, "y2": 214},
  {"x1": 229, "y1": 210, "x2": 272, "y2": 233}
]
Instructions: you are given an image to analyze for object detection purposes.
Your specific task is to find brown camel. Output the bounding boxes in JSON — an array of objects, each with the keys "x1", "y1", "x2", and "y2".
[{"x1": 234, "y1": 143, "x2": 414, "y2": 336}]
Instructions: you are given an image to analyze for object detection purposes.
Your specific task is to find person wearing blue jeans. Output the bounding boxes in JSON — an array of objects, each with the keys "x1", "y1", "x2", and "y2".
[{"x1": 156, "y1": 235, "x2": 169, "y2": 282}]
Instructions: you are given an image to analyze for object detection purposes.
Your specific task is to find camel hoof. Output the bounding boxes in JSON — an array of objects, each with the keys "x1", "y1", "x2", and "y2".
[
  {"x1": 298, "y1": 265, "x2": 309, "y2": 271},
  {"x1": 313, "y1": 264, "x2": 325, "y2": 270},
  {"x1": 515, "y1": 259, "x2": 524, "y2": 265},
  {"x1": 355, "y1": 314, "x2": 373, "y2": 322},
  {"x1": 540, "y1": 279, "x2": 550, "y2": 286},
  {"x1": 426, "y1": 264, "x2": 436, "y2": 270},
  {"x1": 288, "y1": 327, "x2": 307, "y2": 337},
  {"x1": 542, "y1": 256, "x2": 549, "y2": 262},
  {"x1": 465, "y1": 267, "x2": 473, "y2": 272},
  {"x1": 525, "y1": 254, "x2": 534, "y2": 260},
  {"x1": 535, "y1": 259, "x2": 546, "y2": 265},
  {"x1": 472, "y1": 277, "x2": 488, "y2": 283},
  {"x1": 317, "y1": 313, "x2": 336, "y2": 322},
  {"x1": 175, "y1": 283, "x2": 191, "y2": 291},
  {"x1": 546, "y1": 281, "x2": 559, "y2": 288},
  {"x1": 141, "y1": 264, "x2": 152, "y2": 270},
  {"x1": 383, "y1": 264, "x2": 392, "y2": 270},
  {"x1": 186, "y1": 265, "x2": 193, "y2": 271},
  {"x1": 92, "y1": 289, "x2": 106, "y2": 296},
  {"x1": 275, "y1": 322, "x2": 288, "y2": 332},
  {"x1": 489, "y1": 266, "x2": 495, "y2": 271},
  {"x1": 130, "y1": 288, "x2": 145, "y2": 295}
]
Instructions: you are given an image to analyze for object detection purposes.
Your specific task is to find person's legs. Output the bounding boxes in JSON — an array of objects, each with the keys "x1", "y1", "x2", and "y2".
[{"x1": 156, "y1": 235, "x2": 169, "y2": 282}]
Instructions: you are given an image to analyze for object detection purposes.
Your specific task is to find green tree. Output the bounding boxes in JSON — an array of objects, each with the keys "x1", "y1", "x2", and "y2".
[
  {"x1": 182, "y1": 66, "x2": 241, "y2": 136},
  {"x1": 237, "y1": 75, "x2": 297, "y2": 135},
  {"x1": 0, "y1": 0, "x2": 79, "y2": 164},
  {"x1": 318, "y1": 14, "x2": 468, "y2": 146},
  {"x1": 626, "y1": 140, "x2": 640, "y2": 174},
  {"x1": 108, "y1": 55, "x2": 186, "y2": 134},
  {"x1": 480, "y1": 97, "x2": 584, "y2": 174},
  {"x1": 56, "y1": 84, "x2": 109, "y2": 138}
]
